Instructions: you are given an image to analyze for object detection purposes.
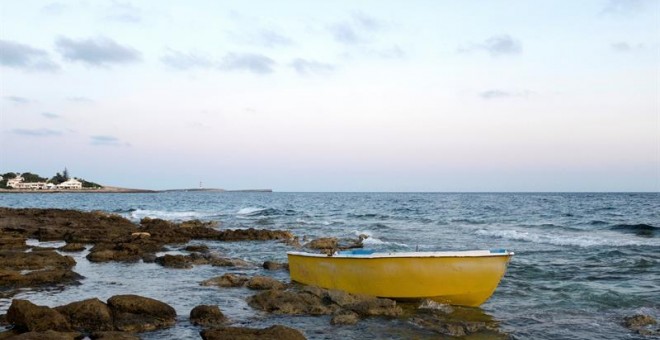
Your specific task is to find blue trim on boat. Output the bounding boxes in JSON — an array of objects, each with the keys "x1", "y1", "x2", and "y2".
[
  {"x1": 489, "y1": 248, "x2": 507, "y2": 254},
  {"x1": 338, "y1": 249, "x2": 376, "y2": 255}
]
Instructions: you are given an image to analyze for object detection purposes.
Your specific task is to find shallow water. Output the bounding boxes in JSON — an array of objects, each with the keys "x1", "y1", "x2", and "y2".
[{"x1": 1, "y1": 192, "x2": 658, "y2": 339}]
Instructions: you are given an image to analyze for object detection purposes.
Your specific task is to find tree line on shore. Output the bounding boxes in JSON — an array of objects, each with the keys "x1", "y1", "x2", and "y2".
[{"x1": 0, "y1": 168, "x2": 102, "y2": 189}]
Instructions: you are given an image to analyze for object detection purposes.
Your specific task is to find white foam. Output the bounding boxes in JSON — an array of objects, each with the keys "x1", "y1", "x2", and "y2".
[
  {"x1": 353, "y1": 230, "x2": 408, "y2": 247},
  {"x1": 476, "y1": 228, "x2": 659, "y2": 247},
  {"x1": 237, "y1": 207, "x2": 266, "y2": 215},
  {"x1": 129, "y1": 209, "x2": 205, "y2": 221}
]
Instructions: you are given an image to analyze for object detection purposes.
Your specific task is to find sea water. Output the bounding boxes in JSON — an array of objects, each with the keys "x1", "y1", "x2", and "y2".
[{"x1": 0, "y1": 192, "x2": 658, "y2": 339}]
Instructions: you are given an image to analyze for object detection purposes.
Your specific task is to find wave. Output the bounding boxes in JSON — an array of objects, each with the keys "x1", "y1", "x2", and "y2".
[
  {"x1": 236, "y1": 207, "x2": 296, "y2": 217},
  {"x1": 128, "y1": 209, "x2": 208, "y2": 221},
  {"x1": 353, "y1": 230, "x2": 408, "y2": 247},
  {"x1": 609, "y1": 224, "x2": 658, "y2": 237},
  {"x1": 475, "y1": 228, "x2": 658, "y2": 247}
]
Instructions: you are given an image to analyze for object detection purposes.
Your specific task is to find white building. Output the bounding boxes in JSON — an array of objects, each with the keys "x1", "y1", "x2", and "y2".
[
  {"x1": 6, "y1": 176, "x2": 24, "y2": 188},
  {"x1": 57, "y1": 178, "x2": 82, "y2": 189},
  {"x1": 15, "y1": 182, "x2": 48, "y2": 190}
]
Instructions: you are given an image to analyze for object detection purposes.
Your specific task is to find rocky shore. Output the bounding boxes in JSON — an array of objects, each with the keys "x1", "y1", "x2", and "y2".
[{"x1": 1, "y1": 207, "x2": 654, "y2": 339}]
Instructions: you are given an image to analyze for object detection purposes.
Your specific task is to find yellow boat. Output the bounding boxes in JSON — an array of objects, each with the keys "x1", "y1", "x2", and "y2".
[{"x1": 287, "y1": 249, "x2": 514, "y2": 307}]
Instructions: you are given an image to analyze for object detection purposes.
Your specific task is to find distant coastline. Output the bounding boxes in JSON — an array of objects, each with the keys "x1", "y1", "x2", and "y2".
[{"x1": 0, "y1": 187, "x2": 273, "y2": 194}]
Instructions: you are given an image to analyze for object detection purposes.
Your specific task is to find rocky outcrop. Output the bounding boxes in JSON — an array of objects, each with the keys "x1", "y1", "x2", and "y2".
[
  {"x1": 58, "y1": 243, "x2": 86, "y2": 252},
  {"x1": 55, "y1": 298, "x2": 113, "y2": 333},
  {"x1": 200, "y1": 325, "x2": 306, "y2": 340},
  {"x1": 262, "y1": 261, "x2": 288, "y2": 271},
  {"x1": 154, "y1": 253, "x2": 253, "y2": 269},
  {"x1": 189, "y1": 305, "x2": 226, "y2": 326},
  {"x1": 623, "y1": 314, "x2": 658, "y2": 336},
  {"x1": 3, "y1": 296, "x2": 173, "y2": 338},
  {"x1": 6, "y1": 300, "x2": 72, "y2": 332},
  {"x1": 106, "y1": 295, "x2": 176, "y2": 332},
  {"x1": 0, "y1": 330, "x2": 82, "y2": 340},
  {"x1": 409, "y1": 301, "x2": 506, "y2": 337},
  {"x1": 0, "y1": 250, "x2": 81, "y2": 296},
  {"x1": 201, "y1": 274, "x2": 249, "y2": 288},
  {"x1": 246, "y1": 276, "x2": 286, "y2": 290},
  {"x1": 247, "y1": 286, "x2": 402, "y2": 319}
]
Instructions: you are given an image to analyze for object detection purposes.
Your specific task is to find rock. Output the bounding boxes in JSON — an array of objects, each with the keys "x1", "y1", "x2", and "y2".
[
  {"x1": 1, "y1": 268, "x2": 83, "y2": 290},
  {"x1": 3, "y1": 330, "x2": 82, "y2": 340},
  {"x1": 184, "y1": 245, "x2": 208, "y2": 252},
  {"x1": 130, "y1": 232, "x2": 150, "y2": 239},
  {"x1": 200, "y1": 325, "x2": 306, "y2": 340},
  {"x1": 0, "y1": 208, "x2": 138, "y2": 244},
  {"x1": 6, "y1": 299, "x2": 71, "y2": 332},
  {"x1": 106, "y1": 295, "x2": 176, "y2": 332},
  {"x1": 330, "y1": 311, "x2": 359, "y2": 325},
  {"x1": 345, "y1": 298, "x2": 402, "y2": 317},
  {"x1": 55, "y1": 298, "x2": 113, "y2": 332},
  {"x1": 200, "y1": 274, "x2": 249, "y2": 288},
  {"x1": 262, "y1": 261, "x2": 288, "y2": 271},
  {"x1": 246, "y1": 276, "x2": 286, "y2": 290},
  {"x1": 209, "y1": 257, "x2": 252, "y2": 267},
  {"x1": 304, "y1": 237, "x2": 338, "y2": 250},
  {"x1": 247, "y1": 289, "x2": 337, "y2": 315},
  {"x1": 0, "y1": 251, "x2": 75, "y2": 270},
  {"x1": 86, "y1": 244, "x2": 142, "y2": 263},
  {"x1": 0, "y1": 235, "x2": 26, "y2": 250},
  {"x1": 58, "y1": 243, "x2": 86, "y2": 252},
  {"x1": 90, "y1": 331, "x2": 141, "y2": 340},
  {"x1": 409, "y1": 305, "x2": 505, "y2": 337},
  {"x1": 623, "y1": 314, "x2": 658, "y2": 335},
  {"x1": 154, "y1": 255, "x2": 193, "y2": 269},
  {"x1": 189, "y1": 305, "x2": 226, "y2": 326}
]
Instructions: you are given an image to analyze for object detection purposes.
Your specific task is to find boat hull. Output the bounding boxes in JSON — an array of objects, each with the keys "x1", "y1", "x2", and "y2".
[{"x1": 287, "y1": 251, "x2": 513, "y2": 307}]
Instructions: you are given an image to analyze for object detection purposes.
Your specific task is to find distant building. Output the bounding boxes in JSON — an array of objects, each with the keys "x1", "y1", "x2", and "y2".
[
  {"x1": 57, "y1": 178, "x2": 82, "y2": 189},
  {"x1": 6, "y1": 176, "x2": 24, "y2": 188},
  {"x1": 15, "y1": 182, "x2": 48, "y2": 190}
]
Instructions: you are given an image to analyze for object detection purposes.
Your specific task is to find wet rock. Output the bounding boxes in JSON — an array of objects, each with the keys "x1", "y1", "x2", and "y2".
[
  {"x1": 0, "y1": 250, "x2": 75, "y2": 270},
  {"x1": 89, "y1": 331, "x2": 141, "y2": 340},
  {"x1": 200, "y1": 274, "x2": 249, "y2": 288},
  {"x1": 200, "y1": 325, "x2": 306, "y2": 340},
  {"x1": 106, "y1": 295, "x2": 176, "y2": 332},
  {"x1": 330, "y1": 310, "x2": 359, "y2": 325},
  {"x1": 209, "y1": 257, "x2": 252, "y2": 267},
  {"x1": 0, "y1": 208, "x2": 138, "y2": 244},
  {"x1": 55, "y1": 298, "x2": 113, "y2": 332},
  {"x1": 189, "y1": 305, "x2": 226, "y2": 326},
  {"x1": 86, "y1": 244, "x2": 142, "y2": 263},
  {"x1": 623, "y1": 314, "x2": 658, "y2": 335},
  {"x1": 154, "y1": 255, "x2": 193, "y2": 269},
  {"x1": 262, "y1": 261, "x2": 288, "y2": 271},
  {"x1": 248, "y1": 286, "x2": 402, "y2": 319},
  {"x1": 305, "y1": 237, "x2": 338, "y2": 250},
  {"x1": 0, "y1": 235, "x2": 27, "y2": 250},
  {"x1": 246, "y1": 276, "x2": 286, "y2": 290},
  {"x1": 7, "y1": 299, "x2": 71, "y2": 332},
  {"x1": 3, "y1": 330, "x2": 82, "y2": 340},
  {"x1": 409, "y1": 305, "x2": 505, "y2": 337},
  {"x1": 58, "y1": 243, "x2": 86, "y2": 252},
  {"x1": 247, "y1": 289, "x2": 337, "y2": 315},
  {"x1": 184, "y1": 244, "x2": 209, "y2": 253}
]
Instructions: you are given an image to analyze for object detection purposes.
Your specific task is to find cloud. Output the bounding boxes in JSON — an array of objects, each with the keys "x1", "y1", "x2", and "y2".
[
  {"x1": 55, "y1": 36, "x2": 141, "y2": 66},
  {"x1": 41, "y1": 112, "x2": 60, "y2": 119},
  {"x1": 11, "y1": 128, "x2": 62, "y2": 136},
  {"x1": 67, "y1": 96, "x2": 94, "y2": 103},
  {"x1": 160, "y1": 49, "x2": 213, "y2": 70},
  {"x1": 611, "y1": 41, "x2": 645, "y2": 52},
  {"x1": 479, "y1": 90, "x2": 532, "y2": 99},
  {"x1": 256, "y1": 29, "x2": 293, "y2": 48},
  {"x1": 218, "y1": 53, "x2": 275, "y2": 74},
  {"x1": 0, "y1": 40, "x2": 60, "y2": 71},
  {"x1": 105, "y1": 2, "x2": 142, "y2": 23},
  {"x1": 290, "y1": 58, "x2": 335, "y2": 75},
  {"x1": 90, "y1": 135, "x2": 128, "y2": 146},
  {"x1": 328, "y1": 13, "x2": 385, "y2": 45},
  {"x1": 602, "y1": 0, "x2": 649, "y2": 15},
  {"x1": 5, "y1": 96, "x2": 32, "y2": 104},
  {"x1": 459, "y1": 35, "x2": 522, "y2": 56},
  {"x1": 41, "y1": 2, "x2": 68, "y2": 15}
]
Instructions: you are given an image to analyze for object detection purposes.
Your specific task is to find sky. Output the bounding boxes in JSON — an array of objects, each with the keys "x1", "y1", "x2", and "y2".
[{"x1": 0, "y1": 0, "x2": 658, "y2": 191}]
